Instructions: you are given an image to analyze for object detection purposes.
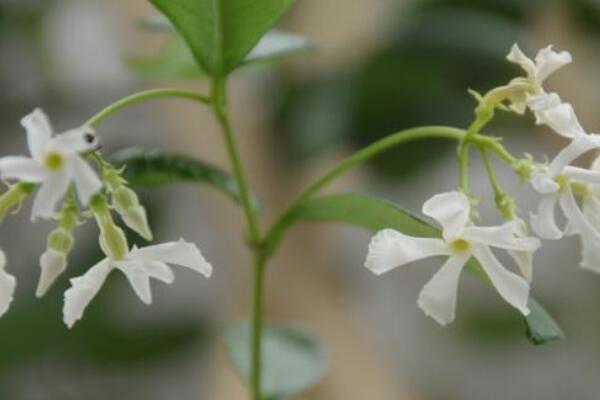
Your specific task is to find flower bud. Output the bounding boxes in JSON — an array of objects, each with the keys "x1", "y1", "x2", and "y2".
[
  {"x1": 0, "y1": 183, "x2": 35, "y2": 223},
  {"x1": 90, "y1": 194, "x2": 129, "y2": 260},
  {"x1": 37, "y1": 249, "x2": 68, "y2": 298},
  {"x1": 112, "y1": 187, "x2": 153, "y2": 241}
]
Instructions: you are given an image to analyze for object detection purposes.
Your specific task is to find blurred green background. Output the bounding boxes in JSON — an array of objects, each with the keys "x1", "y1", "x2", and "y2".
[{"x1": 3, "y1": 0, "x2": 600, "y2": 399}]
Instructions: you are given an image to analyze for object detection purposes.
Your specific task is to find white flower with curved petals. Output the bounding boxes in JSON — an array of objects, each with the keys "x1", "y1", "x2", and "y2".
[
  {"x1": 0, "y1": 109, "x2": 102, "y2": 220},
  {"x1": 365, "y1": 191, "x2": 540, "y2": 326},
  {"x1": 63, "y1": 239, "x2": 213, "y2": 328},
  {"x1": 507, "y1": 44, "x2": 572, "y2": 88},
  {"x1": 0, "y1": 249, "x2": 16, "y2": 318}
]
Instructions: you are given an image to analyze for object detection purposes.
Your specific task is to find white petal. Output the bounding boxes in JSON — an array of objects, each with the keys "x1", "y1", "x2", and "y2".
[
  {"x1": 534, "y1": 45, "x2": 572, "y2": 84},
  {"x1": 463, "y1": 222, "x2": 540, "y2": 252},
  {"x1": 422, "y1": 191, "x2": 470, "y2": 241},
  {"x1": 63, "y1": 259, "x2": 112, "y2": 328},
  {"x1": 560, "y1": 186, "x2": 600, "y2": 241},
  {"x1": 21, "y1": 109, "x2": 52, "y2": 161},
  {"x1": 365, "y1": 229, "x2": 449, "y2": 275},
  {"x1": 51, "y1": 126, "x2": 99, "y2": 154},
  {"x1": 36, "y1": 249, "x2": 68, "y2": 297},
  {"x1": 417, "y1": 253, "x2": 469, "y2": 326},
  {"x1": 527, "y1": 92, "x2": 562, "y2": 124},
  {"x1": 530, "y1": 195, "x2": 563, "y2": 239},
  {"x1": 580, "y1": 196, "x2": 600, "y2": 273},
  {"x1": 116, "y1": 261, "x2": 175, "y2": 304},
  {"x1": 128, "y1": 239, "x2": 213, "y2": 277},
  {"x1": 0, "y1": 156, "x2": 46, "y2": 182},
  {"x1": 31, "y1": 170, "x2": 70, "y2": 221},
  {"x1": 536, "y1": 102, "x2": 585, "y2": 139},
  {"x1": 591, "y1": 154, "x2": 600, "y2": 172},
  {"x1": 472, "y1": 245, "x2": 530, "y2": 316},
  {"x1": 66, "y1": 155, "x2": 102, "y2": 206},
  {"x1": 531, "y1": 168, "x2": 559, "y2": 194},
  {"x1": 564, "y1": 166, "x2": 600, "y2": 185},
  {"x1": 506, "y1": 44, "x2": 536, "y2": 78},
  {"x1": 548, "y1": 136, "x2": 599, "y2": 176},
  {"x1": 509, "y1": 249, "x2": 534, "y2": 282},
  {"x1": 0, "y1": 250, "x2": 16, "y2": 318}
]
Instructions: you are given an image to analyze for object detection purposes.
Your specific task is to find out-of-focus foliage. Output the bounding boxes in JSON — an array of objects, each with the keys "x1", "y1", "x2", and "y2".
[
  {"x1": 270, "y1": 0, "x2": 543, "y2": 178},
  {"x1": 223, "y1": 322, "x2": 327, "y2": 399}
]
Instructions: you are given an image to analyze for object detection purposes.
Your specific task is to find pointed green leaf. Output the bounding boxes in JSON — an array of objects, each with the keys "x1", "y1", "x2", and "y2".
[
  {"x1": 147, "y1": 0, "x2": 296, "y2": 76},
  {"x1": 110, "y1": 149, "x2": 260, "y2": 212},
  {"x1": 223, "y1": 322, "x2": 327, "y2": 398},
  {"x1": 270, "y1": 193, "x2": 563, "y2": 345}
]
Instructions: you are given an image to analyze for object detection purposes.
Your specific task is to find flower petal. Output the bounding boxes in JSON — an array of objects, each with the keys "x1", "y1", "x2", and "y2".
[
  {"x1": 472, "y1": 245, "x2": 530, "y2": 316},
  {"x1": 365, "y1": 229, "x2": 449, "y2": 275},
  {"x1": 506, "y1": 44, "x2": 536, "y2": 78},
  {"x1": 531, "y1": 167, "x2": 559, "y2": 195},
  {"x1": 31, "y1": 170, "x2": 70, "y2": 221},
  {"x1": 527, "y1": 92, "x2": 562, "y2": 124},
  {"x1": 537, "y1": 102, "x2": 585, "y2": 139},
  {"x1": 63, "y1": 259, "x2": 112, "y2": 328},
  {"x1": 580, "y1": 196, "x2": 600, "y2": 273},
  {"x1": 530, "y1": 195, "x2": 562, "y2": 239},
  {"x1": 36, "y1": 249, "x2": 68, "y2": 297},
  {"x1": 463, "y1": 222, "x2": 540, "y2": 252},
  {"x1": 128, "y1": 239, "x2": 213, "y2": 277},
  {"x1": 51, "y1": 126, "x2": 99, "y2": 154},
  {"x1": 417, "y1": 253, "x2": 469, "y2": 326},
  {"x1": 534, "y1": 45, "x2": 572, "y2": 84},
  {"x1": 422, "y1": 191, "x2": 470, "y2": 241},
  {"x1": 548, "y1": 136, "x2": 599, "y2": 176},
  {"x1": 560, "y1": 186, "x2": 600, "y2": 241},
  {"x1": 115, "y1": 261, "x2": 175, "y2": 305},
  {"x1": 563, "y1": 166, "x2": 600, "y2": 185},
  {"x1": 0, "y1": 156, "x2": 46, "y2": 182},
  {"x1": 21, "y1": 109, "x2": 52, "y2": 161},
  {"x1": 0, "y1": 250, "x2": 16, "y2": 317},
  {"x1": 66, "y1": 155, "x2": 102, "y2": 206}
]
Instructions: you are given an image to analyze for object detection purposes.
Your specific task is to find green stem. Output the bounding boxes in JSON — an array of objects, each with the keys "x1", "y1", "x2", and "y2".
[
  {"x1": 210, "y1": 78, "x2": 264, "y2": 400},
  {"x1": 458, "y1": 143, "x2": 471, "y2": 193},
  {"x1": 480, "y1": 149, "x2": 503, "y2": 198},
  {"x1": 85, "y1": 88, "x2": 211, "y2": 127},
  {"x1": 263, "y1": 126, "x2": 467, "y2": 258}
]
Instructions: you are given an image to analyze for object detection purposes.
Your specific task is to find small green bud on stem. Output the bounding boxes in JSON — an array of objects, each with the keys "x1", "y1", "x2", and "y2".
[
  {"x1": 90, "y1": 194, "x2": 129, "y2": 260},
  {"x1": 0, "y1": 182, "x2": 35, "y2": 222}
]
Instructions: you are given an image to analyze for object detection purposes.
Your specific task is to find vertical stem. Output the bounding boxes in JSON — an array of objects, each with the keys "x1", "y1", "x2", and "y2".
[{"x1": 211, "y1": 77, "x2": 264, "y2": 400}]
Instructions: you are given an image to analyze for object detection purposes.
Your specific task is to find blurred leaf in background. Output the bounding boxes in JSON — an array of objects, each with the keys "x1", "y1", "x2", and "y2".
[{"x1": 270, "y1": 0, "x2": 541, "y2": 179}]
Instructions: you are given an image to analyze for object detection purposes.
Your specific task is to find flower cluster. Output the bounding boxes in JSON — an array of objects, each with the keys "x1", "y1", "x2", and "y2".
[
  {"x1": 365, "y1": 44, "x2": 600, "y2": 325},
  {"x1": 0, "y1": 110, "x2": 212, "y2": 327}
]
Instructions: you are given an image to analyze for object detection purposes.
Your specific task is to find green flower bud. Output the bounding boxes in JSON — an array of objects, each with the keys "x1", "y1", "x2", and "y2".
[
  {"x1": 0, "y1": 183, "x2": 35, "y2": 223},
  {"x1": 112, "y1": 187, "x2": 153, "y2": 241},
  {"x1": 90, "y1": 194, "x2": 129, "y2": 260},
  {"x1": 48, "y1": 228, "x2": 75, "y2": 254}
]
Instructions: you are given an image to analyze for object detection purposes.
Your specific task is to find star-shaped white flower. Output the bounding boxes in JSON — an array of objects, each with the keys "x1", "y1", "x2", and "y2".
[
  {"x1": 63, "y1": 239, "x2": 213, "y2": 328},
  {"x1": 507, "y1": 44, "x2": 571, "y2": 88},
  {"x1": 526, "y1": 95, "x2": 600, "y2": 240},
  {"x1": 365, "y1": 191, "x2": 540, "y2": 326},
  {"x1": 0, "y1": 109, "x2": 102, "y2": 220},
  {"x1": 0, "y1": 249, "x2": 16, "y2": 318}
]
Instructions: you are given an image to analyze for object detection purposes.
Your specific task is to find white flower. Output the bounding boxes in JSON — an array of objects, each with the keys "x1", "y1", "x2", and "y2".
[
  {"x1": 365, "y1": 191, "x2": 540, "y2": 326},
  {"x1": 0, "y1": 109, "x2": 102, "y2": 220},
  {"x1": 63, "y1": 239, "x2": 212, "y2": 328},
  {"x1": 507, "y1": 44, "x2": 571, "y2": 89},
  {"x1": 527, "y1": 96, "x2": 600, "y2": 240},
  {"x1": 575, "y1": 156, "x2": 600, "y2": 273},
  {"x1": 0, "y1": 249, "x2": 16, "y2": 317},
  {"x1": 504, "y1": 44, "x2": 571, "y2": 114}
]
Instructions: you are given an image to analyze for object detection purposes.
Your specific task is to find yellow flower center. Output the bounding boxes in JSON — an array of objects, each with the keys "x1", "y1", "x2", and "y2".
[
  {"x1": 555, "y1": 175, "x2": 569, "y2": 191},
  {"x1": 44, "y1": 152, "x2": 64, "y2": 171},
  {"x1": 451, "y1": 238, "x2": 470, "y2": 253}
]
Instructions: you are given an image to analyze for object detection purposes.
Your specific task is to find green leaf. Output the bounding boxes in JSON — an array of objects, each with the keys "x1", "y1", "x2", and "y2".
[
  {"x1": 271, "y1": 193, "x2": 563, "y2": 345},
  {"x1": 223, "y1": 322, "x2": 327, "y2": 398},
  {"x1": 132, "y1": 15, "x2": 312, "y2": 79},
  {"x1": 147, "y1": 0, "x2": 296, "y2": 76},
  {"x1": 110, "y1": 148, "x2": 260, "y2": 212}
]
